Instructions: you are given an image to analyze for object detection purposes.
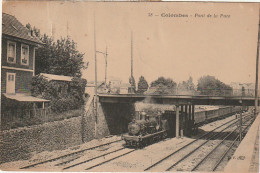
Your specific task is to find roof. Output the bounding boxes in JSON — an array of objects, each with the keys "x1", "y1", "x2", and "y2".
[
  {"x1": 40, "y1": 73, "x2": 73, "y2": 82},
  {"x1": 3, "y1": 93, "x2": 50, "y2": 102},
  {"x1": 2, "y1": 13, "x2": 42, "y2": 44}
]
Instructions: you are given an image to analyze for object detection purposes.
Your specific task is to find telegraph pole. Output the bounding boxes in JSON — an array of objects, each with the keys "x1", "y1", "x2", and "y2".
[
  {"x1": 67, "y1": 21, "x2": 69, "y2": 38},
  {"x1": 130, "y1": 31, "x2": 134, "y2": 93},
  {"x1": 131, "y1": 32, "x2": 133, "y2": 80},
  {"x1": 105, "y1": 46, "x2": 108, "y2": 85},
  {"x1": 94, "y1": 15, "x2": 98, "y2": 138},
  {"x1": 96, "y1": 48, "x2": 108, "y2": 85},
  {"x1": 255, "y1": 8, "x2": 260, "y2": 116}
]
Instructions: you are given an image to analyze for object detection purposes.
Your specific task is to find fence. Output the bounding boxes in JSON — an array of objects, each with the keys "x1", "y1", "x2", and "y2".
[{"x1": 1, "y1": 107, "x2": 52, "y2": 121}]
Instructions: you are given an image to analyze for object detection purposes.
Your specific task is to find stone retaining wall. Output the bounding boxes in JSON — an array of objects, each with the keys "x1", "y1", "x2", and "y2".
[
  {"x1": 0, "y1": 98, "x2": 135, "y2": 164},
  {"x1": 0, "y1": 116, "x2": 83, "y2": 164}
]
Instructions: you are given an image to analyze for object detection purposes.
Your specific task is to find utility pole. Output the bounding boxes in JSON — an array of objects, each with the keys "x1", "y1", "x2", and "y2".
[
  {"x1": 67, "y1": 21, "x2": 69, "y2": 38},
  {"x1": 96, "y1": 48, "x2": 108, "y2": 85},
  {"x1": 131, "y1": 32, "x2": 133, "y2": 80},
  {"x1": 105, "y1": 46, "x2": 108, "y2": 85},
  {"x1": 94, "y1": 15, "x2": 98, "y2": 138},
  {"x1": 130, "y1": 31, "x2": 134, "y2": 93},
  {"x1": 255, "y1": 8, "x2": 260, "y2": 117},
  {"x1": 94, "y1": 36, "x2": 108, "y2": 139},
  {"x1": 51, "y1": 23, "x2": 56, "y2": 40}
]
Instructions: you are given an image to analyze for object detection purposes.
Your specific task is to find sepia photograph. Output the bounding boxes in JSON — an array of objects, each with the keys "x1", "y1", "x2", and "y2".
[{"x1": 0, "y1": 1, "x2": 259, "y2": 172}]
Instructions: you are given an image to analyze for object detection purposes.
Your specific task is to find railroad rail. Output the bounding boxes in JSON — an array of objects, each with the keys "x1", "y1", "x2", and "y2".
[
  {"x1": 20, "y1": 139, "x2": 123, "y2": 169},
  {"x1": 212, "y1": 119, "x2": 253, "y2": 171},
  {"x1": 71, "y1": 114, "x2": 249, "y2": 171},
  {"x1": 20, "y1": 112, "x2": 254, "y2": 171},
  {"x1": 144, "y1": 112, "x2": 253, "y2": 171},
  {"x1": 62, "y1": 147, "x2": 126, "y2": 170},
  {"x1": 167, "y1": 115, "x2": 254, "y2": 171},
  {"x1": 84, "y1": 148, "x2": 136, "y2": 170},
  {"x1": 191, "y1": 119, "x2": 253, "y2": 171}
]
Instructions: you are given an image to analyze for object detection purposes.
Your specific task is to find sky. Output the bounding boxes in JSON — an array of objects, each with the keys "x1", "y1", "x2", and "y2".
[{"x1": 3, "y1": 1, "x2": 259, "y2": 86}]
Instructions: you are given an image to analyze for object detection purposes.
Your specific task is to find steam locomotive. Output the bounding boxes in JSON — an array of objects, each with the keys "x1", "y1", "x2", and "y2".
[
  {"x1": 122, "y1": 106, "x2": 246, "y2": 148},
  {"x1": 122, "y1": 111, "x2": 169, "y2": 148}
]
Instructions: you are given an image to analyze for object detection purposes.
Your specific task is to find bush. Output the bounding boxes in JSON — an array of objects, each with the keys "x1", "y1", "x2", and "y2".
[
  {"x1": 31, "y1": 75, "x2": 87, "y2": 113},
  {"x1": 51, "y1": 96, "x2": 79, "y2": 112},
  {"x1": 1, "y1": 108, "x2": 84, "y2": 130}
]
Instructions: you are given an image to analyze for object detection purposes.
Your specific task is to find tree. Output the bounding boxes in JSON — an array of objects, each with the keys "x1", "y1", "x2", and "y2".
[
  {"x1": 35, "y1": 34, "x2": 87, "y2": 77},
  {"x1": 137, "y1": 76, "x2": 149, "y2": 94},
  {"x1": 151, "y1": 77, "x2": 176, "y2": 88},
  {"x1": 26, "y1": 23, "x2": 87, "y2": 77},
  {"x1": 27, "y1": 24, "x2": 88, "y2": 112},
  {"x1": 150, "y1": 77, "x2": 177, "y2": 95},
  {"x1": 197, "y1": 75, "x2": 232, "y2": 96},
  {"x1": 177, "y1": 76, "x2": 196, "y2": 95},
  {"x1": 129, "y1": 76, "x2": 136, "y2": 93},
  {"x1": 31, "y1": 75, "x2": 87, "y2": 112},
  {"x1": 187, "y1": 76, "x2": 195, "y2": 90}
]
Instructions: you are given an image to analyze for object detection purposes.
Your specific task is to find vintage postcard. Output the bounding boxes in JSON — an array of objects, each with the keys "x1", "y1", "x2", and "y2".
[{"x1": 0, "y1": 1, "x2": 259, "y2": 172}]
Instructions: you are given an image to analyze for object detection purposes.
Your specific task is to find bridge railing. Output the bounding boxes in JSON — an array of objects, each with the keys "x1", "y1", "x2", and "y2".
[
  {"x1": 104, "y1": 87, "x2": 259, "y2": 97},
  {"x1": 148, "y1": 88, "x2": 258, "y2": 97}
]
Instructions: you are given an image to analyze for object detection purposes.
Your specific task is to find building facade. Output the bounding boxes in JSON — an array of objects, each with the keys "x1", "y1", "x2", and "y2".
[
  {"x1": 230, "y1": 82, "x2": 255, "y2": 97},
  {"x1": 1, "y1": 13, "x2": 43, "y2": 95},
  {"x1": 108, "y1": 79, "x2": 131, "y2": 94}
]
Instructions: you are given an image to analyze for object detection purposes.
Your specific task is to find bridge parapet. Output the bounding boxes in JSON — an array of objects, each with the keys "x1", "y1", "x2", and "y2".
[
  {"x1": 98, "y1": 93, "x2": 260, "y2": 106},
  {"x1": 144, "y1": 88, "x2": 258, "y2": 97},
  {"x1": 104, "y1": 88, "x2": 259, "y2": 97}
]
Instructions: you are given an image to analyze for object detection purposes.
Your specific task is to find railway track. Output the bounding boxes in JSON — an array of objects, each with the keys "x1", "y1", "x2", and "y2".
[
  {"x1": 20, "y1": 139, "x2": 123, "y2": 170},
  {"x1": 211, "y1": 119, "x2": 253, "y2": 171},
  {"x1": 62, "y1": 147, "x2": 130, "y2": 170},
  {"x1": 20, "y1": 112, "x2": 253, "y2": 171},
  {"x1": 84, "y1": 148, "x2": 136, "y2": 171},
  {"x1": 144, "y1": 112, "x2": 254, "y2": 171},
  {"x1": 192, "y1": 119, "x2": 252, "y2": 172},
  {"x1": 172, "y1": 116, "x2": 254, "y2": 172}
]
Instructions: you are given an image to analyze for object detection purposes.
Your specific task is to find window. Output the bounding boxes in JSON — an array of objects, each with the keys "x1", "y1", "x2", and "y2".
[
  {"x1": 21, "y1": 44, "x2": 29, "y2": 65},
  {"x1": 7, "y1": 41, "x2": 16, "y2": 63},
  {"x1": 8, "y1": 73, "x2": 15, "y2": 81}
]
